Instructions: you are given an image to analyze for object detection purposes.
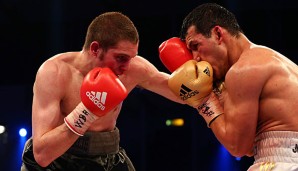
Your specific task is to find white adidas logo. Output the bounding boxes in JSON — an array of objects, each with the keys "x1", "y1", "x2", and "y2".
[{"x1": 85, "y1": 91, "x2": 107, "y2": 111}]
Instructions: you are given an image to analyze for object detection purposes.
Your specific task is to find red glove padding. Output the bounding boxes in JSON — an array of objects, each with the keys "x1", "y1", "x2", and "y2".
[
  {"x1": 64, "y1": 67, "x2": 127, "y2": 136},
  {"x1": 80, "y1": 67, "x2": 127, "y2": 116},
  {"x1": 159, "y1": 37, "x2": 193, "y2": 72}
]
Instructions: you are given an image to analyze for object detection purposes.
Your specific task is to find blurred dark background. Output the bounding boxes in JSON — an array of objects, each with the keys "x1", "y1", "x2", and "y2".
[{"x1": 0, "y1": 0, "x2": 297, "y2": 170}]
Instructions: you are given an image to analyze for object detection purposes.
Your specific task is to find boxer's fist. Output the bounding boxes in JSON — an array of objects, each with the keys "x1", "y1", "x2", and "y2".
[
  {"x1": 64, "y1": 67, "x2": 127, "y2": 136},
  {"x1": 168, "y1": 60, "x2": 213, "y2": 108},
  {"x1": 80, "y1": 67, "x2": 127, "y2": 116},
  {"x1": 159, "y1": 37, "x2": 193, "y2": 72}
]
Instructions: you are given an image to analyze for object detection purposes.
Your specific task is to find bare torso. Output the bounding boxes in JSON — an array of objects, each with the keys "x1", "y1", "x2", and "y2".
[
  {"x1": 43, "y1": 51, "x2": 179, "y2": 132},
  {"x1": 226, "y1": 45, "x2": 298, "y2": 134},
  {"x1": 30, "y1": 48, "x2": 183, "y2": 167},
  {"x1": 214, "y1": 45, "x2": 298, "y2": 157},
  {"x1": 55, "y1": 53, "x2": 146, "y2": 131},
  {"x1": 254, "y1": 47, "x2": 298, "y2": 134}
]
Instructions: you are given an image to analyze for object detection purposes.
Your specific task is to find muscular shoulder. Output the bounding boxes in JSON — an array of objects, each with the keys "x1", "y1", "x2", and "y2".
[
  {"x1": 225, "y1": 47, "x2": 276, "y2": 97},
  {"x1": 35, "y1": 53, "x2": 78, "y2": 92},
  {"x1": 233, "y1": 46, "x2": 290, "y2": 77},
  {"x1": 229, "y1": 47, "x2": 278, "y2": 76},
  {"x1": 38, "y1": 56, "x2": 70, "y2": 79}
]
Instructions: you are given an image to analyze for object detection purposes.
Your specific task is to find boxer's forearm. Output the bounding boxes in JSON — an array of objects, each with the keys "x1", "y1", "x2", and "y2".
[{"x1": 33, "y1": 124, "x2": 79, "y2": 167}]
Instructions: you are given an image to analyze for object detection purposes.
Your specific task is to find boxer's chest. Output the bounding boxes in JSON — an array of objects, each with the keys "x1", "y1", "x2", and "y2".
[{"x1": 61, "y1": 74, "x2": 83, "y2": 116}]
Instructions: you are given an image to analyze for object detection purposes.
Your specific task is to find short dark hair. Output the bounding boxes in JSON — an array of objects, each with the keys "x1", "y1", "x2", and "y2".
[
  {"x1": 180, "y1": 3, "x2": 243, "y2": 40},
  {"x1": 83, "y1": 12, "x2": 139, "y2": 50}
]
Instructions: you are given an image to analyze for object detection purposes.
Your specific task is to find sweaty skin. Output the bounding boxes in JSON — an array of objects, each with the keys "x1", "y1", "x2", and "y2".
[
  {"x1": 185, "y1": 25, "x2": 298, "y2": 157},
  {"x1": 32, "y1": 40, "x2": 183, "y2": 167}
]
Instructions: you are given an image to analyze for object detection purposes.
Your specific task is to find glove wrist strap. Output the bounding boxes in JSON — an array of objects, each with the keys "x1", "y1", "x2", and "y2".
[
  {"x1": 64, "y1": 102, "x2": 98, "y2": 136},
  {"x1": 196, "y1": 93, "x2": 223, "y2": 128}
]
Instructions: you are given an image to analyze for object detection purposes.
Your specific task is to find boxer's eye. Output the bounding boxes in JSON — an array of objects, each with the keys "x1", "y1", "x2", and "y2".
[
  {"x1": 189, "y1": 43, "x2": 198, "y2": 51},
  {"x1": 115, "y1": 55, "x2": 130, "y2": 63}
]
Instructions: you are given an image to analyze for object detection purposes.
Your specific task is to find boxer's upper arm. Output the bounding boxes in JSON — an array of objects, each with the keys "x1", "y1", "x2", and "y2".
[
  {"x1": 222, "y1": 61, "x2": 266, "y2": 156},
  {"x1": 32, "y1": 61, "x2": 65, "y2": 143}
]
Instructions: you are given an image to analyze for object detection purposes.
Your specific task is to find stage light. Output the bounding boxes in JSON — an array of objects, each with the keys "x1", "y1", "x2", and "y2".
[
  {"x1": 166, "y1": 118, "x2": 184, "y2": 126},
  {"x1": 235, "y1": 157, "x2": 241, "y2": 161},
  {"x1": 0, "y1": 125, "x2": 5, "y2": 134},
  {"x1": 17, "y1": 127, "x2": 28, "y2": 171},
  {"x1": 210, "y1": 144, "x2": 234, "y2": 171},
  {"x1": 19, "y1": 128, "x2": 27, "y2": 137}
]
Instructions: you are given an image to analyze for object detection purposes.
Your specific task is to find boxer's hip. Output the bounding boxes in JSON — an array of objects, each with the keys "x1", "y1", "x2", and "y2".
[
  {"x1": 22, "y1": 127, "x2": 135, "y2": 171},
  {"x1": 66, "y1": 127, "x2": 120, "y2": 156},
  {"x1": 253, "y1": 131, "x2": 298, "y2": 164}
]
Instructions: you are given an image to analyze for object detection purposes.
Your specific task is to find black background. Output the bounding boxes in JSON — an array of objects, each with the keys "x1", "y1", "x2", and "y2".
[{"x1": 0, "y1": 0, "x2": 297, "y2": 170}]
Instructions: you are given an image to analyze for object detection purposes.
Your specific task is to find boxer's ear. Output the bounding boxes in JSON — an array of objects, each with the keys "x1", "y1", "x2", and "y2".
[
  {"x1": 212, "y1": 26, "x2": 223, "y2": 44},
  {"x1": 90, "y1": 41, "x2": 101, "y2": 56}
]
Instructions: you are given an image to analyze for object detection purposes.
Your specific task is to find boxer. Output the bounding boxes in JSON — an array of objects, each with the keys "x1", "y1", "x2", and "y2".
[{"x1": 159, "y1": 3, "x2": 298, "y2": 171}]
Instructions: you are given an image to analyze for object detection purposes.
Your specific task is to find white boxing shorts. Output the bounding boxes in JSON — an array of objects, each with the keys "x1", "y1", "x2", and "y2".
[{"x1": 247, "y1": 131, "x2": 298, "y2": 171}]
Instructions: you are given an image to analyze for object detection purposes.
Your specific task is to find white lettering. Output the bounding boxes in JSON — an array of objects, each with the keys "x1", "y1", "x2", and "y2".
[{"x1": 85, "y1": 92, "x2": 105, "y2": 111}]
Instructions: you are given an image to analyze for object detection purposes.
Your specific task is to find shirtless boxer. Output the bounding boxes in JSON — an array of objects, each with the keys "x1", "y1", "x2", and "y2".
[
  {"x1": 21, "y1": 12, "x2": 188, "y2": 171},
  {"x1": 159, "y1": 3, "x2": 298, "y2": 171}
]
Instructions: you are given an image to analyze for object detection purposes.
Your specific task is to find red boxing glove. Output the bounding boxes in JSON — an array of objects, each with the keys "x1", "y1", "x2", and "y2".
[
  {"x1": 159, "y1": 37, "x2": 193, "y2": 72},
  {"x1": 64, "y1": 67, "x2": 127, "y2": 136},
  {"x1": 80, "y1": 67, "x2": 127, "y2": 116}
]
